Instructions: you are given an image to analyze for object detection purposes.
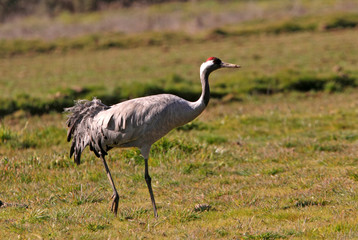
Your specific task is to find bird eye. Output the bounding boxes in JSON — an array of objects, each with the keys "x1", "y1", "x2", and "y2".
[{"x1": 213, "y1": 58, "x2": 222, "y2": 65}]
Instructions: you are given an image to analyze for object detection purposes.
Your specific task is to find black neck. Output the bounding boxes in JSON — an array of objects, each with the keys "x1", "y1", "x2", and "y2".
[{"x1": 202, "y1": 70, "x2": 210, "y2": 106}]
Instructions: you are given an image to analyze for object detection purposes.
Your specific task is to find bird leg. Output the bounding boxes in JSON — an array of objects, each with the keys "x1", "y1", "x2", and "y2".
[
  {"x1": 100, "y1": 154, "x2": 119, "y2": 216},
  {"x1": 144, "y1": 158, "x2": 158, "y2": 218}
]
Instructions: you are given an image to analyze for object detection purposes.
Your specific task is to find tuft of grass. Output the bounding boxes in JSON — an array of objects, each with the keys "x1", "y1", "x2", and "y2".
[
  {"x1": 324, "y1": 17, "x2": 358, "y2": 30},
  {"x1": 243, "y1": 231, "x2": 287, "y2": 240},
  {"x1": 293, "y1": 199, "x2": 329, "y2": 208},
  {"x1": 27, "y1": 209, "x2": 51, "y2": 223},
  {"x1": 87, "y1": 223, "x2": 109, "y2": 232},
  {"x1": 263, "y1": 167, "x2": 285, "y2": 176},
  {"x1": 118, "y1": 207, "x2": 149, "y2": 221},
  {"x1": 174, "y1": 209, "x2": 201, "y2": 223},
  {"x1": 0, "y1": 125, "x2": 13, "y2": 142},
  {"x1": 216, "y1": 227, "x2": 229, "y2": 237},
  {"x1": 199, "y1": 134, "x2": 228, "y2": 145},
  {"x1": 347, "y1": 172, "x2": 358, "y2": 182},
  {"x1": 7, "y1": 223, "x2": 26, "y2": 234},
  {"x1": 151, "y1": 137, "x2": 200, "y2": 156},
  {"x1": 312, "y1": 143, "x2": 344, "y2": 152},
  {"x1": 177, "y1": 121, "x2": 208, "y2": 131},
  {"x1": 283, "y1": 198, "x2": 329, "y2": 209},
  {"x1": 48, "y1": 157, "x2": 72, "y2": 169},
  {"x1": 181, "y1": 163, "x2": 200, "y2": 174},
  {"x1": 122, "y1": 148, "x2": 144, "y2": 165}
]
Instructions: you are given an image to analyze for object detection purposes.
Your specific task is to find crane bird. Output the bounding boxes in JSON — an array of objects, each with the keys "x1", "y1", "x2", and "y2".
[{"x1": 65, "y1": 57, "x2": 240, "y2": 217}]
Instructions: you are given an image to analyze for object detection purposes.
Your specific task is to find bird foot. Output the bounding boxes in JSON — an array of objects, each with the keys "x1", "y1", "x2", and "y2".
[
  {"x1": 154, "y1": 209, "x2": 158, "y2": 218},
  {"x1": 111, "y1": 193, "x2": 119, "y2": 216}
]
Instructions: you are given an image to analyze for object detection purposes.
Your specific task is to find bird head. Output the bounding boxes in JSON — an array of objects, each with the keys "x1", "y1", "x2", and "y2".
[{"x1": 201, "y1": 57, "x2": 240, "y2": 74}]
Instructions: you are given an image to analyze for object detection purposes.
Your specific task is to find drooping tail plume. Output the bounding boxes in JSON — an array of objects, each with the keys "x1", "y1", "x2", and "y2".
[{"x1": 65, "y1": 98, "x2": 109, "y2": 165}]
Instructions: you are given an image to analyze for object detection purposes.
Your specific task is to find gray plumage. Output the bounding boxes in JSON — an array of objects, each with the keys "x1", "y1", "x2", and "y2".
[
  {"x1": 65, "y1": 57, "x2": 240, "y2": 217},
  {"x1": 66, "y1": 98, "x2": 109, "y2": 164}
]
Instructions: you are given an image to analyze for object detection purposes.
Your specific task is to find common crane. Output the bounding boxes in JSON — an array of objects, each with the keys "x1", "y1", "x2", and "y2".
[{"x1": 65, "y1": 57, "x2": 240, "y2": 217}]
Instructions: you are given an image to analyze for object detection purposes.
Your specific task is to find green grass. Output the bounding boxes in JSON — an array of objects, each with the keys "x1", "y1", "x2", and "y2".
[
  {"x1": 1, "y1": 1, "x2": 358, "y2": 238},
  {"x1": 1, "y1": 26, "x2": 358, "y2": 116},
  {"x1": 2, "y1": 92, "x2": 358, "y2": 238},
  {"x1": 1, "y1": 12, "x2": 358, "y2": 58}
]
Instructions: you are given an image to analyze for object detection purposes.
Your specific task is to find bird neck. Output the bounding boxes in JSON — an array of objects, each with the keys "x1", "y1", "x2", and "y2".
[
  {"x1": 200, "y1": 67, "x2": 211, "y2": 107},
  {"x1": 188, "y1": 65, "x2": 211, "y2": 117}
]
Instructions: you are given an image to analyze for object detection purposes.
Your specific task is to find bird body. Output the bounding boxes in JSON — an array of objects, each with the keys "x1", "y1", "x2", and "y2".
[
  {"x1": 94, "y1": 93, "x2": 205, "y2": 150},
  {"x1": 65, "y1": 57, "x2": 240, "y2": 217}
]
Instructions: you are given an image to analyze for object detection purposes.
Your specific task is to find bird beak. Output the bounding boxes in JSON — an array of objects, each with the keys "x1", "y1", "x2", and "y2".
[{"x1": 221, "y1": 62, "x2": 241, "y2": 68}]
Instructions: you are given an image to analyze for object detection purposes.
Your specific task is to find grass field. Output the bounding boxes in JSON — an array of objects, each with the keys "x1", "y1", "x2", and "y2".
[
  {"x1": 1, "y1": 0, "x2": 358, "y2": 239},
  {"x1": 2, "y1": 92, "x2": 358, "y2": 239}
]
